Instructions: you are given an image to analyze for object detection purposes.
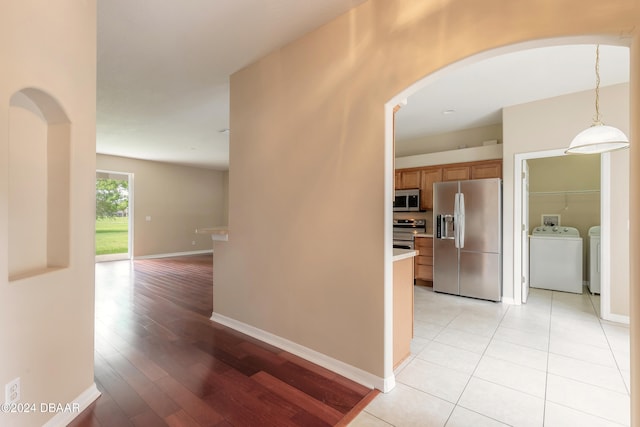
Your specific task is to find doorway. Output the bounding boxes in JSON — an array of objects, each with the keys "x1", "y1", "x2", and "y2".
[
  {"x1": 520, "y1": 152, "x2": 602, "y2": 303},
  {"x1": 95, "y1": 170, "x2": 134, "y2": 262},
  {"x1": 515, "y1": 150, "x2": 629, "y2": 324},
  {"x1": 386, "y1": 39, "x2": 630, "y2": 387}
]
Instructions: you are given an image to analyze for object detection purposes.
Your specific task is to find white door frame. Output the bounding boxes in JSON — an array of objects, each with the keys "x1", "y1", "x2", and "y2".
[
  {"x1": 95, "y1": 170, "x2": 134, "y2": 261},
  {"x1": 521, "y1": 159, "x2": 530, "y2": 303},
  {"x1": 513, "y1": 150, "x2": 611, "y2": 319}
]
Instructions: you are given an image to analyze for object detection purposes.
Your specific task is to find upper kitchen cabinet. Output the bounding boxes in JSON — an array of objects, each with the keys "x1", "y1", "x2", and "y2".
[
  {"x1": 395, "y1": 159, "x2": 502, "y2": 210},
  {"x1": 440, "y1": 159, "x2": 502, "y2": 182},
  {"x1": 471, "y1": 160, "x2": 502, "y2": 179},
  {"x1": 442, "y1": 164, "x2": 471, "y2": 181},
  {"x1": 420, "y1": 168, "x2": 442, "y2": 210},
  {"x1": 395, "y1": 169, "x2": 421, "y2": 189}
]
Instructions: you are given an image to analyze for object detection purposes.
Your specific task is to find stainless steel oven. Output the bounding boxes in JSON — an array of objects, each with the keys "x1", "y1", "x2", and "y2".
[{"x1": 393, "y1": 218, "x2": 426, "y2": 249}]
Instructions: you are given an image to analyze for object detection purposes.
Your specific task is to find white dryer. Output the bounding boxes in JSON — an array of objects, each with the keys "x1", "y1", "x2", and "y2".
[{"x1": 530, "y1": 226, "x2": 583, "y2": 294}]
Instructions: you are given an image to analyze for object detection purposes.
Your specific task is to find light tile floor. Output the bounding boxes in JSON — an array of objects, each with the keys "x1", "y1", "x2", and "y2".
[{"x1": 350, "y1": 286, "x2": 630, "y2": 427}]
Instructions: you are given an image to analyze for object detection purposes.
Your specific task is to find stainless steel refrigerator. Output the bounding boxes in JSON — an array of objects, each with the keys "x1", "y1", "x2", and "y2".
[{"x1": 433, "y1": 178, "x2": 502, "y2": 301}]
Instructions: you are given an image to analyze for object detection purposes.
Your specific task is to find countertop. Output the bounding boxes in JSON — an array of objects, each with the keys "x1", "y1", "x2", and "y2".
[
  {"x1": 393, "y1": 248, "x2": 418, "y2": 261},
  {"x1": 195, "y1": 226, "x2": 229, "y2": 241},
  {"x1": 414, "y1": 233, "x2": 434, "y2": 238}
]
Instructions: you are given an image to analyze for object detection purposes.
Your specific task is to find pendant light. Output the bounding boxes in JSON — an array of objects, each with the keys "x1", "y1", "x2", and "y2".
[{"x1": 566, "y1": 45, "x2": 629, "y2": 154}]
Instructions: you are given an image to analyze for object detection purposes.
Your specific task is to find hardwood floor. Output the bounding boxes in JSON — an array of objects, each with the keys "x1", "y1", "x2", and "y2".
[{"x1": 69, "y1": 255, "x2": 376, "y2": 427}]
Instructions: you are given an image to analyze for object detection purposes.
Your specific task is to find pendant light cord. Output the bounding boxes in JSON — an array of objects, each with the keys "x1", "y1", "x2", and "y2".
[{"x1": 594, "y1": 44, "x2": 602, "y2": 125}]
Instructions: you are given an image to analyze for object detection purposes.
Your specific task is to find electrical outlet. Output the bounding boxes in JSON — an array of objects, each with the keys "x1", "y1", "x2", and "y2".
[
  {"x1": 191, "y1": 240, "x2": 196, "y2": 245},
  {"x1": 5, "y1": 377, "x2": 20, "y2": 405}
]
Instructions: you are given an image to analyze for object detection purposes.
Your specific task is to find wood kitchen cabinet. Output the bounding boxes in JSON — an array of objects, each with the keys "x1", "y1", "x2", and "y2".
[
  {"x1": 420, "y1": 167, "x2": 442, "y2": 210},
  {"x1": 396, "y1": 159, "x2": 502, "y2": 210},
  {"x1": 442, "y1": 165, "x2": 471, "y2": 181},
  {"x1": 414, "y1": 236, "x2": 433, "y2": 282},
  {"x1": 397, "y1": 159, "x2": 501, "y2": 203},
  {"x1": 442, "y1": 160, "x2": 502, "y2": 181},
  {"x1": 471, "y1": 160, "x2": 502, "y2": 179},
  {"x1": 395, "y1": 169, "x2": 421, "y2": 189}
]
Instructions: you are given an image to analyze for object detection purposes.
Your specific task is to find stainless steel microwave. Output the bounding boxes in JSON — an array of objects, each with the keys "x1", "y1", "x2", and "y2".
[{"x1": 394, "y1": 189, "x2": 420, "y2": 211}]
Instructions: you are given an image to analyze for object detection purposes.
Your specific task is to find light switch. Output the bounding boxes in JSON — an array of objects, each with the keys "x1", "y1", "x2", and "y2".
[{"x1": 145, "y1": 216, "x2": 151, "y2": 221}]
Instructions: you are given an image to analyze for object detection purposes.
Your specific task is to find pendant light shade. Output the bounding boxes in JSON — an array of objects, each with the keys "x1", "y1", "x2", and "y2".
[
  {"x1": 566, "y1": 45, "x2": 629, "y2": 154},
  {"x1": 567, "y1": 123, "x2": 629, "y2": 154}
]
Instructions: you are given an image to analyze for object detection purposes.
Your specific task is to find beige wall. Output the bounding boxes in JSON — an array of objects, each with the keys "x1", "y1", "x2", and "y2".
[
  {"x1": 8, "y1": 101, "x2": 49, "y2": 276},
  {"x1": 222, "y1": 170, "x2": 230, "y2": 225},
  {"x1": 609, "y1": 148, "x2": 631, "y2": 317},
  {"x1": 396, "y1": 123, "x2": 502, "y2": 157},
  {"x1": 504, "y1": 83, "x2": 629, "y2": 317},
  {"x1": 96, "y1": 154, "x2": 228, "y2": 257},
  {"x1": 629, "y1": 35, "x2": 640, "y2": 424},
  {"x1": 0, "y1": 1, "x2": 97, "y2": 426},
  {"x1": 395, "y1": 144, "x2": 503, "y2": 169},
  {"x1": 219, "y1": 0, "x2": 639, "y2": 385}
]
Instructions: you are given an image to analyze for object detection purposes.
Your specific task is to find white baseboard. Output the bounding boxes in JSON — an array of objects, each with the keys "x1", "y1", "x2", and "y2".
[
  {"x1": 134, "y1": 249, "x2": 213, "y2": 260},
  {"x1": 95, "y1": 253, "x2": 130, "y2": 262},
  {"x1": 382, "y1": 374, "x2": 396, "y2": 393},
  {"x1": 210, "y1": 312, "x2": 391, "y2": 392},
  {"x1": 42, "y1": 383, "x2": 101, "y2": 427},
  {"x1": 602, "y1": 311, "x2": 630, "y2": 325},
  {"x1": 501, "y1": 296, "x2": 517, "y2": 305}
]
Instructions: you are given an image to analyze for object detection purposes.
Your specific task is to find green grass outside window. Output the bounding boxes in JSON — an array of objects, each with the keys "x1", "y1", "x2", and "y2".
[{"x1": 96, "y1": 217, "x2": 128, "y2": 255}]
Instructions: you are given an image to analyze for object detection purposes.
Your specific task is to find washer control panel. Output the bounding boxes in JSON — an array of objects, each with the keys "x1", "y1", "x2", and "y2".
[{"x1": 531, "y1": 226, "x2": 580, "y2": 237}]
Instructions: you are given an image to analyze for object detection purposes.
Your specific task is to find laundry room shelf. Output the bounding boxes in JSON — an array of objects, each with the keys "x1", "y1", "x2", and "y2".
[{"x1": 529, "y1": 189, "x2": 600, "y2": 195}]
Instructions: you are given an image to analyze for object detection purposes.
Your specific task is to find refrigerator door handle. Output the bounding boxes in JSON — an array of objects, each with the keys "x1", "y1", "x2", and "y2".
[
  {"x1": 454, "y1": 193, "x2": 460, "y2": 248},
  {"x1": 458, "y1": 192, "x2": 465, "y2": 248}
]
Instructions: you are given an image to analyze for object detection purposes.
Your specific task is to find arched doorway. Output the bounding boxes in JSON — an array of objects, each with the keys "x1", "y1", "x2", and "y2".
[{"x1": 384, "y1": 37, "x2": 631, "y2": 388}]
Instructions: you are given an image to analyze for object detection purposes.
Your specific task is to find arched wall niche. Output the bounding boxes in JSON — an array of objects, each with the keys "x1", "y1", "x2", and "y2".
[{"x1": 8, "y1": 88, "x2": 71, "y2": 281}]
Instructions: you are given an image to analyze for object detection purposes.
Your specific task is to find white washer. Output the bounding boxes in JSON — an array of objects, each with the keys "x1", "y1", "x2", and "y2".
[
  {"x1": 588, "y1": 226, "x2": 601, "y2": 294},
  {"x1": 530, "y1": 226, "x2": 583, "y2": 294}
]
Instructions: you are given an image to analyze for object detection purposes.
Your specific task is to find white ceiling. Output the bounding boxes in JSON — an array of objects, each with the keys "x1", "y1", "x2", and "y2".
[
  {"x1": 395, "y1": 44, "x2": 630, "y2": 144},
  {"x1": 97, "y1": 2, "x2": 630, "y2": 170},
  {"x1": 97, "y1": 0, "x2": 367, "y2": 169}
]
